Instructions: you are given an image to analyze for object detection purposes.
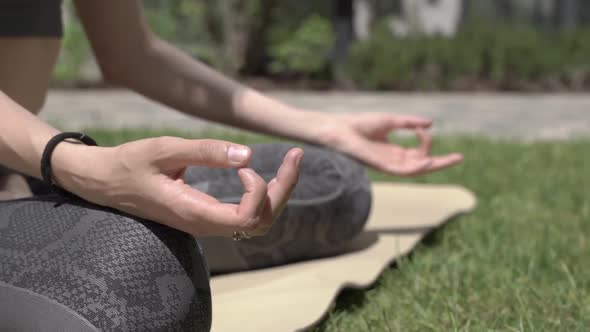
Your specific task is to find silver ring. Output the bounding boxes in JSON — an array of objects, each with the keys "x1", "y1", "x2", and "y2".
[{"x1": 232, "y1": 231, "x2": 251, "y2": 241}]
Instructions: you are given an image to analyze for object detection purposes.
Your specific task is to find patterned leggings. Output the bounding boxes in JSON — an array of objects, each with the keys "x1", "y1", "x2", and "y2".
[{"x1": 0, "y1": 144, "x2": 371, "y2": 331}]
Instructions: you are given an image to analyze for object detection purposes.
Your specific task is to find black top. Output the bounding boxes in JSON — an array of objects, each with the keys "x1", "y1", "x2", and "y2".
[{"x1": 0, "y1": 0, "x2": 63, "y2": 37}]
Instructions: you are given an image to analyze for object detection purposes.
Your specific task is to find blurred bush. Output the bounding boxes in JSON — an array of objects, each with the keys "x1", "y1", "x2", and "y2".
[
  {"x1": 53, "y1": 0, "x2": 224, "y2": 86},
  {"x1": 269, "y1": 14, "x2": 333, "y2": 78},
  {"x1": 143, "y1": 0, "x2": 225, "y2": 68},
  {"x1": 345, "y1": 24, "x2": 590, "y2": 91},
  {"x1": 52, "y1": 1, "x2": 590, "y2": 91},
  {"x1": 53, "y1": 3, "x2": 91, "y2": 85}
]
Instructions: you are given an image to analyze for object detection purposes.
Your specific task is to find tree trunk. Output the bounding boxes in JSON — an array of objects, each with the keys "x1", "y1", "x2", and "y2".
[
  {"x1": 496, "y1": 0, "x2": 513, "y2": 22},
  {"x1": 329, "y1": 0, "x2": 355, "y2": 85},
  {"x1": 331, "y1": 0, "x2": 354, "y2": 65},
  {"x1": 220, "y1": 0, "x2": 249, "y2": 74},
  {"x1": 243, "y1": 0, "x2": 278, "y2": 75}
]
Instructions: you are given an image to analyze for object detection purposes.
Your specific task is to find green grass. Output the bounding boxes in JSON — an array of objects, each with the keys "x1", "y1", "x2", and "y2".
[{"x1": 88, "y1": 129, "x2": 590, "y2": 331}]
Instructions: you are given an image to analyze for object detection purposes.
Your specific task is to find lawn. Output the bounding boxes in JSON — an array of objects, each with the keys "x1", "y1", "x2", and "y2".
[{"x1": 88, "y1": 129, "x2": 589, "y2": 331}]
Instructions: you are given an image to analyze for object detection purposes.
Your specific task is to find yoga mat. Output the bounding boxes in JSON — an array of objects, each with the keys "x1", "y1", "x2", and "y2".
[{"x1": 210, "y1": 182, "x2": 477, "y2": 331}]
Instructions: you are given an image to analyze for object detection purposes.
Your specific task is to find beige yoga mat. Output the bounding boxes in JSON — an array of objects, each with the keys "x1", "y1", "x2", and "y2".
[{"x1": 210, "y1": 182, "x2": 477, "y2": 332}]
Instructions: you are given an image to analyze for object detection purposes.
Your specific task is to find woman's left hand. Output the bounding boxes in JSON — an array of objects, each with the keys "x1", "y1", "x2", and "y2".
[{"x1": 317, "y1": 112, "x2": 463, "y2": 176}]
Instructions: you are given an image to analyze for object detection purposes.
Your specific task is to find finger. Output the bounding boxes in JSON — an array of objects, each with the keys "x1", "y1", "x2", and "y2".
[
  {"x1": 397, "y1": 153, "x2": 463, "y2": 177},
  {"x1": 423, "y1": 153, "x2": 464, "y2": 173},
  {"x1": 154, "y1": 137, "x2": 252, "y2": 168},
  {"x1": 235, "y1": 168, "x2": 268, "y2": 230},
  {"x1": 203, "y1": 149, "x2": 303, "y2": 237},
  {"x1": 387, "y1": 157, "x2": 433, "y2": 177},
  {"x1": 141, "y1": 177, "x2": 226, "y2": 235},
  {"x1": 152, "y1": 167, "x2": 268, "y2": 236},
  {"x1": 415, "y1": 128, "x2": 433, "y2": 156},
  {"x1": 265, "y1": 148, "x2": 304, "y2": 224},
  {"x1": 389, "y1": 115, "x2": 433, "y2": 129}
]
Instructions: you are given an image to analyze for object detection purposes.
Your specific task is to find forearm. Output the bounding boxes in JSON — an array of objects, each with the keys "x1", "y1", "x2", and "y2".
[
  {"x1": 75, "y1": 0, "x2": 331, "y2": 144},
  {"x1": 110, "y1": 37, "x2": 331, "y2": 144},
  {"x1": 0, "y1": 91, "x2": 104, "y2": 191},
  {"x1": 0, "y1": 91, "x2": 60, "y2": 178}
]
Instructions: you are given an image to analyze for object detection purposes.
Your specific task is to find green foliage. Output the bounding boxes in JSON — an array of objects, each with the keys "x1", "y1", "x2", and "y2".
[
  {"x1": 144, "y1": 0, "x2": 209, "y2": 42},
  {"x1": 52, "y1": 7, "x2": 91, "y2": 85},
  {"x1": 144, "y1": 0, "x2": 224, "y2": 68},
  {"x1": 269, "y1": 1, "x2": 331, "y2": 48},
  {"x1": 269, "y1": 14, "x2": 334, "y2": 77},
  {"x1": 51, "y1": 1, "x2": 590, "y2": 91},
  {"x1": 346, "y1": 24, "x2": 590, "y2": 91}
]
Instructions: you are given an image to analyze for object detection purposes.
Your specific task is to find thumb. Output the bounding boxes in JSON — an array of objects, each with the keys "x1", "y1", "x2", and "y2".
[{"x1": 155, "y1": 137, "x2": 252, "y2": 168}]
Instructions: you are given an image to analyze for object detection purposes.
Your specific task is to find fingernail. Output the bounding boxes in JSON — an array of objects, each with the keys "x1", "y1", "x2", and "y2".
[
  {"x1": 294, "y1": 152, "x2": 303, "y2": 168},
  {"x1": 228, "y1": 146, "x2": 249, "y2": 163}
]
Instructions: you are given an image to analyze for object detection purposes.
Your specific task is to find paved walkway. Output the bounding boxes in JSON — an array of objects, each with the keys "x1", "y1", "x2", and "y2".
[{"x1": 41, "y1": 90, "x2": 590, "y2": 141}]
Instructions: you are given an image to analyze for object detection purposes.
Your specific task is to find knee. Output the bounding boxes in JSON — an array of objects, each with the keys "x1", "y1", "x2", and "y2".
[
  {"x1": 80, "y1": 215, "x2": 213, "y2": 331},
  {"x1": 312, "y1": 147, "x2": 372, "y2": 242},
  {"x1": 0, "y1": 200, "x2": 212, "y2": 331},
  {"x1": 291, "y1": 144, "x2": 373, "y2": 244}
]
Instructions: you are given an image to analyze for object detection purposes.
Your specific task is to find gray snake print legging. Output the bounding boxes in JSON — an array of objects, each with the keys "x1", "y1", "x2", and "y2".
[{"x1": 0, "y1": 143, "x2": 372, "y2": 331}]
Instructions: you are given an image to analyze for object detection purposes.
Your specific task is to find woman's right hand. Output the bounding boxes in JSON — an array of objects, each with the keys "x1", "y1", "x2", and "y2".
[{"x1": 50, "y1": 136, "x2": 304, "y2": 237}]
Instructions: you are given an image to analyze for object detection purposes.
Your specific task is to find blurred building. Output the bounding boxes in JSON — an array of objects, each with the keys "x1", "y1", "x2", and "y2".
[{"x1": 351, "y1": 0, "x2": 590, "y2": 40}]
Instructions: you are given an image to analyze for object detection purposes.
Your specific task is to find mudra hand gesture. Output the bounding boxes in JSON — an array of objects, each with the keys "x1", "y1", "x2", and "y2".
[
  {"x1": 51, "y1": 137, "x2": 303, "y2": 238},
  {"x1": 317, "y1": 112, "x2": 463, "y2": 176}
]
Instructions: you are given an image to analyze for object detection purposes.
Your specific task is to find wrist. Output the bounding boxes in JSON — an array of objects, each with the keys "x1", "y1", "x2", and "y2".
[
  {"x1": 311, "y1": 112, "x2": 353, "y2": 149},
  {"x1": 50, "y1": 142, "x2": 115, "y2": 203},
  {"x1": 291, "y1": 109, "x2": 340, "y2": 145}
]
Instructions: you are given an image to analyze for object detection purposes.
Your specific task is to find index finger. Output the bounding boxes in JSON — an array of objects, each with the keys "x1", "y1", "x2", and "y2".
[
  {"x1": 183, "y1": 169, "x2": 268, "y2": 235},
  {"x1": 416, "y1": 153, "x2": 464, "y2": 175},
  {"x1": 266, "y1": 148, "x2": 303, "y2": 216},
  {"x1": 389, "y1": 114, "x2": 433, "y2": 129},
  {"x1": 415, "y1": 128, "x2": 433, "y2": 156}
]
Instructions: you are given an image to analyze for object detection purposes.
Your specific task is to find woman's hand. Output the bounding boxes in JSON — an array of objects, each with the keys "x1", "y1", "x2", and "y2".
[
  {"x1": 51, "y1": 137, "x2": 303, "y2": 237},
  {"x1": 317, "y1": 112, "x2": 463, "y2": 176}
]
